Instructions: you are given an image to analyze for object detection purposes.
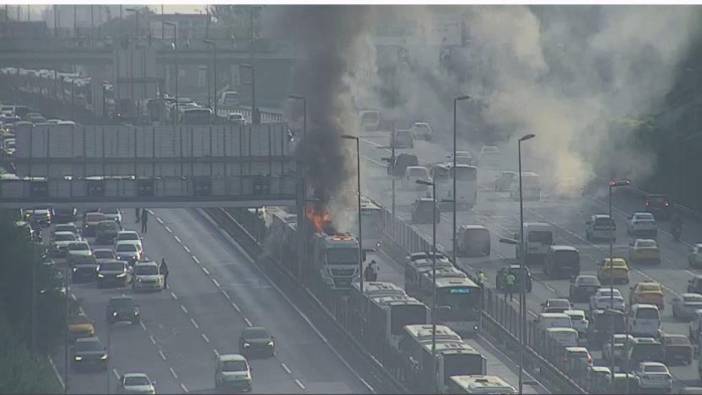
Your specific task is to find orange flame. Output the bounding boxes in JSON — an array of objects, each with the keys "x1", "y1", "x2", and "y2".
[{"x1": 305, "y1": 206, "x2": 331, "y2": 233}]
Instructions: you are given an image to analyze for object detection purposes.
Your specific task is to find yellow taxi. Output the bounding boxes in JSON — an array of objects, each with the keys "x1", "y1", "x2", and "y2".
[
  {"x1": 597, "y1": 258, "x2": 630, "y2": 285},
  {"x1": 68, "y1": 313, "x2": 95, "y2": 343},
  {"x1": 629, "y1": 281, "x2": 664, "y2": 310}
]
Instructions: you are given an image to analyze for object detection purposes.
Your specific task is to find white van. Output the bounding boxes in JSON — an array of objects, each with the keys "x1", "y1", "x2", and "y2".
[
  {"x1": 536, "y1": 312, "x2": 573, "y2": 330},
  {"x1": 402, "y1": 166, "x2": 431, "y2": 190},
  {"x1": 630, "y1": 304, "x2": 661, "y2": 337},
  {"x1": 510, "y1": 172, "x2": 541, "y2": 201},
  {"x1": 546, "y1": 327, "x2": 579, "y2": 347},
  {"x1": 517, "y1": 222, "x2": 554, "y2": 264}
]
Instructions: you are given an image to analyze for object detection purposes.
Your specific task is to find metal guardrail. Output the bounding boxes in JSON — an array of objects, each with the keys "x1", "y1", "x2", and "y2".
[{"x1": 202, "y1": 207, "x2": 407, "y2": 394}]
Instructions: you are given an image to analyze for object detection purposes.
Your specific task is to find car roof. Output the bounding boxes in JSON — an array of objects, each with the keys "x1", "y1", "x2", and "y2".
[
  {"x1": 634, "y1": 238, "x2": 657, "y2": 244},
  {"x1": 242, "y1": 326, "x2": 269, "y2": 335},
  {"x1": 576, "y1": 275, "x2": 598, "y2": 280},
  {"x1": 546, "y1": 327, "x2": 577, "y2": 333},
  {"x1": 565, "y1": 346, "x2": 588, "y2": 352},
  {"x1": 123, "y1": 373, "x2": 149, "y2": 379},
  {"x1": 460, "y1": 225, "x2": 488, "y2": 230},
  {"x1": 218, "y1": 353, "x2": 247, "y2": 362},
  {"x1": 54, "y1": 231, "x2": 75, "y2": 235},
  {"x1": 550, "y1": 245, "x2": 578, "y2": 252},
  {"x1": 134, "y1": 261, "x2": 157, "y2": 267},
  {"x1": 593, "y1": 214, "x2": 612, "y2": 219},
  {"x1": 539, "y1": 312, "x2": 570, "y2": 318},
  {"x1": 682, "y1": 293, "x2": 702, "y2": 298},
  {"x1": 640, "y1": 361, "x2": 667, "y2": 368},
  {"x1": 631, "y1": 303, "x2": 659, "y2": 310},
  {"x1": 633, "y1": 337, "x2": 659, "y2": 344},
  {"x1": 564, "y1": 309, "x2": 585, "y2": 315}
]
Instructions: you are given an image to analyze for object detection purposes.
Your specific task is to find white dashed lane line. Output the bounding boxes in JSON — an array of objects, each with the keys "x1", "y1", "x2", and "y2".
[
  {"x1": 174, "y1": 235, "x2": 182, "y2": 244},
  {"x1": 149, "y1": 335, "x2": 156, "y2": 345},
  {"x1": 158, "y1": 350, "x2": 167, "y2": 361},
  {"x1": 169, "y1": 367, "x2": 179, "y2": 379},
  {"x1": 180, "y1": 383, "x2": 189, "y2": 393},
  {"x1": 212, "y1": 278, "x2": 220, "y2": 288},
  {"x1": 192, "y1": 256, "x2": 200, "y2": 264},
  {"x1": 281, "y1": 362, "x2": 292, "y2": 374},
  {"x1": 112, "y1": 368, "x2": 120, "y2": 379},
  {"x1": 244, "y1": 317, "x2": 253, "y2": 327},
  {"x1": 201, "y1": 333, "x2": 210, "y2": 343},
  {"x1": 295, "y1": 379, "x2": 306, "y2": 390},
  {"x1": 165, "y1": 226, "x2": 173, "y2": 233},
  {"x1": 183, "y1": 245, "x2": 191, "y2": 254},
  {"x1": 180, "y1": 305, "x2": 188, "y2": 314},
  {"x1": 170, "y1": 291, "x2": 178, "y2": 300},
  {"x1": 156, "y1": 217, "x2": 164, "y2": 225},
  {"x1": 190, "y1": 318, "x2": 199, "y2": 329},
  {"x1": 202, "y1": 266, "x2": 210, "y2": 275},
  {"x1": 139, "y1": 320, "x2": 147, "y2": 331}
]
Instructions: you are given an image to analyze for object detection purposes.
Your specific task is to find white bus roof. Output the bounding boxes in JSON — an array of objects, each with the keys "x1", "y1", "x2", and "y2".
[
  {"x1": 353, "y1": 281, "x2": 405, "y2": 298},
  {"x1": 459, "y1": 225, "x2": 489, "y2": 231},
  {"x1": 434, "y1": 277, "x2": 479, "y2": 289},
  {"x1": 450, "y1": 375, "x2": 517, "y2": 394},
  {"x1": 403, "y1": 324, "x2": 461, "y2": 343},
  {"x1": 523, "y1": 222, "x2": 551, "y2": 230},
  {"x1": 422, "y1": 341, "x2": 478, "y2": 355}
]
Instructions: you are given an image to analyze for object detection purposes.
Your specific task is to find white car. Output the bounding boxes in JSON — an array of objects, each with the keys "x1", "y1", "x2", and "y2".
[
  {"x1": 546, "y1": 327, "x2": 578, "y2": 347},
  {"x1": 409, "y1": 122, "x2": 433, "y2": 140},
  {"x1": 116, "y1": 230, "x2": 141, "y2": 244},
  {"x1": 689, "y1": 244, "x2": 702, "y2": 268},
  {"x1": 50, "y1": 231, "x2": 80, "y2": 256},
  {"x1": 633, "y1": 362, "x2": 672, "y2": 392},
  {"x1": 590, "y1": 288, "x2": 625, "y2": 311},
  {"x1": 535, "y1": 313, "x2": 572, "y2": 330},
  {"x1": 672, "y1": 293, "x2": 702, "y2": 321},
  {"x1": 563, "y1": 310, "x2": 589, "y2": 336},
  {"x1": 101, "y1": 208, "x2": 122, "y2": 225},
  {"x1": 478, "y1": 145, "x2": 501, "y2": 167},
  {"x1": 118, "y1": 373, "x2": 156, "y2": 394},
  {"x1": 448, "y1": 150, "x2": 474, "y2": 166},
  {"x1": 627, "y1": 212, "x2": 658, "y2": 237},
  {"x1": 132, "y1": 261, "x2": 164, "y2": 292},
  {"x1": 402, "y1": 166, "x2": 431, "y2": 190},
  {"x1": 628, "y1": 238, "x2": 661, "y2": 265},
  {"x1": 115, "y1": 240, "x2": 143, "y2": 263}
]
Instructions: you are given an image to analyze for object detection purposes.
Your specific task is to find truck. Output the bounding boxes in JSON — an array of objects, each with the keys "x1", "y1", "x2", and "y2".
[{"x1": 311, "y1": 233, "x2": 361, "y2": 291}]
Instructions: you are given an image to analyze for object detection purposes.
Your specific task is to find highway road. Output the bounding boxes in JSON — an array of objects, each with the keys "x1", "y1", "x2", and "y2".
[
  {"x1": 359, "y1": 131, "x2": 702, "y2": 391},
  {"x1": 49, "y1": 208, "x2": 372, "y2": 394}
]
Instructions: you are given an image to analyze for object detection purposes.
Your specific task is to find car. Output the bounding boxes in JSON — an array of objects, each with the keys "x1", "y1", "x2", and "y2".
[
  {"x1": 50, "y1": 231, "x2": 80, "y2": 257},
  {"x1": 496, "y1": 265, "x2": 533, "y2": 293},
  {"x1": 478, "y1": 145, "x2": 501, "y2": 167},
  {"x1": 629, "y1": 304, "x2": 661, "y2": 337},
  {"x1": 72, "y1": 259, "x2": 99, "y2": 283},
  {"x1": 83, "y1": 211, "x2": 106, "y2": 237},
  {"x1": 611, "y1": 373, "x2": 637, "y2": 394},
  {"x1": 52, "y1": 222, "x2": 79, "y2": 239},
  {"x1": 410, "y1": 197, "x2": 440, "y2": 224},
  {"x1": 448, "y1": 150, "x2": 474, "y2": 166},
  {"x1": 541, "y1": 298, "x2": 572, "y2": 314},
  {"x1": 115, "y1": 230, "x2": 141, "y2": 244},
  {"x1": 535, "y1": 312, "x2": 573, "y2": 330},
  {"x1": 132, "y1": 261, "x2": 164, "y2": 292},
  {"x1": 402, "y1": 166, "x2": 431, "y2": 190},
  {"x1": 627, "y1": 212, "x2": 657, "y2": 238},
  {"x1": 689, "y1": 244, "x2": 702, "y2": 268},
  {"x1": 71, "y1": 337, "x2": 108, "y2": 371},
  {"x1": 644, "y1": 194, "x2": 672, "y2": 220},
  {"x1": 27, "y1": 208, "x2": 52, "y2": 227},
  {"x1": 564, "y1": 346, "x2": 592, "y2": 376},
  {"x1": 387, "y1": 153, "x2": 418, "y2": 177},
  {"x1": 586, "y1": 366, "x2": 612, "y2": 394},
  {"x1": 585, "y1": 214, "x2": 616, "y2": 242},
  {"x1": 673, "y1": 293, "x2": 702, "y2": 321},
  {"x1": 569, "y1": 275, "x2": 601, "y2": 303},
  {"x1": 597, "y1": 257, "x2": 630, "y2": 285},
  {"x1": 590, "y1": 288, "x2": 625, "y2": 311},
  {"x1": 214, "y1": 354, "x2": 252, "y2": 391},
  {"x1": 546, "y1": 327, "x2": 579, "y2": 347},
  {"x1": 93, "y1": 248, "x2": 117, "y2": 261},
  {"x1": 456, "y1": 225, "x2": 491, "y2": 257},
  {"x1": 106, "y1": 296, "x2": 140, "y2": 324},
  {"x1": 227, "y1": 112, "x2": 246, "y2": 125},
  {"x1": 633, "y1": 362, "x2": 672, "y2": 393},
  {"x1": 239, "y1": 326, "x2": 275, "y2": 358},
  {"x1": 409, "y1": 121, "x2": 433, "y2": 140},
  {"x1": 662, "y1": 333, "x2": 693, "y2": 365},
  {"x1": 603, "y1": 334, "x2": 635, "y2": 363},
  {"x1": 66, "y1": 241, "x2": 95, "y2": 266},
  {"x1": 690, "y1": 276, "x2": 702, "y2": 294},
  {"x1": 100, "y1": 208, "x2": 122, "y2": 225},
  {"x1": 494, "y1": 171, "x2": 518, "y2": 192},
  {"x1": 52, "y1": 208, "x2": 77, "y2": 223},
  {"x1": 690, "y1": 310, "x2": 702, "y2": 343},
  {"x1": 68, "y1": 314, "x2": 95, "y2": 343},
  {"x1": 563, "y1": 309, "x2": 589, "y2": 337},
  {"x1": 115, "y1": 240, "x2": 144, "y2": 264},
  {"x1": 95, "y1": 220, "x2": 121, "y2": 244},
  {"x1": 543, "y1": 245, "x2": 580, "y2": 279},
  {"x1": 117, "y1": 373, "x2": 156, "y2": 394},
  {"x1": 97, "y1": 260, "x2": 130, "y2": 288},
  {"x1": 629, "y1": 282, "x2": 664, "y2": 310},
  {"x1": 390, "y1": 129, "x2": 414, "y2": 149},
  {"x1": 628, "y1": 239, "x2": 660, "y2": 265},
  {"x1": 625, "y1": 337, "x2": 665, "y2": 370}
]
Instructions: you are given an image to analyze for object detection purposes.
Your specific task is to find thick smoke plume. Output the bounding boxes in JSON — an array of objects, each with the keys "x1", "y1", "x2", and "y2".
[{"x1": 267, "y1": 6, "x2": 373, "y2": 222}]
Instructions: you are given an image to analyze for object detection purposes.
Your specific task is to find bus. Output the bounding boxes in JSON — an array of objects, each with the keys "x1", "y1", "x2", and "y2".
[
  {"x1": 442, "y1": 164, "x2": 478, "y2": 210},
  {"x1": 360, "y1": 196, "x2": 384, "y2": 249},
  {"x1": 457, "y1": 225, "x2": 491, "y2": 257},
  {"x1": 447, "y1": 375, "x2": 517, "y2": 394}
]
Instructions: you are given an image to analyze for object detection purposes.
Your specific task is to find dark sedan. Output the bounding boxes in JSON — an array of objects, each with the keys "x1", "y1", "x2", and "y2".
[
  {"x1": 52, "y1": 208, "x2": 77, "y2": 223},
  {"x1": 239, "y1": 326, "x2": 275, "y2": 358},
  {"x1": 106, "y1": 296, "x2": 140, "y2": 324},
  {"x1": 97, "y1": 260, "x2": 130, "y2": 288},
  {"x1": 569, "y1": 275, "x2": 602, "y2": 303},
  {"x1": 71, "y1": 262, "x2": 98, "y2": 283},
  {"x1": 71, "y1": 337, "x2": 108, "y2": 371}
]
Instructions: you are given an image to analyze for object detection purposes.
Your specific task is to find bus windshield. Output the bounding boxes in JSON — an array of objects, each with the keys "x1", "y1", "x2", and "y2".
[
  {"x1": 450, "y1": 166, "x2": 477, "y2": 182},
  {"x1": 325, "y1": 248, "x2": 358, "y2": 265},
  {"x1": 444, "y1": 353, "x2": 484, "y2": 380},
  {"x1": 437, "y1": 286, "x2": 482, "y2": 320}
]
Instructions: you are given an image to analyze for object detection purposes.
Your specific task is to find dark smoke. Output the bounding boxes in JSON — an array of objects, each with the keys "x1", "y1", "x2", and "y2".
[{"x1": 267, "y1": 6, "x2": 373, "y2": 207}]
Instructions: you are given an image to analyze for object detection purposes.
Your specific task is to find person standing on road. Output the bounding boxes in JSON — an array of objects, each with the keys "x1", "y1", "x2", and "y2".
[
  {"x1": 160, "y1": 258, "x2": 169, "y2": 289},
  {"x1": 135, "y1": 208, "x2": 141, "y2": 223},
  {"x1": 505, "y1": 271, "x2": 516, "y2": 301},
  {"x1": 141, "y1": 209, "x2": 148, "y2": 233}
]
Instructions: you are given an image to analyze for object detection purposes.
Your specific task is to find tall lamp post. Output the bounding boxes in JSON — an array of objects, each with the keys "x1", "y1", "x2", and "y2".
[
  {"x1": 517, "y1": 133, "x2": 535, "y2": 395},
  {"x1": 341, "y1": 135, "x2": 364, "y2": 292},
  {"x1": 289, "y1": 95, "x2": 307, "y2": 280},
  {"x1": 452, "y1": 95, "x2": 470, "y2": 267},
  {"x1": 417, "y1": 178, "x2": 438, "y2": 392},
  {"x1": 203, "y1": 39, "x2": 217, "y2": 117},
  {"x1": 240, "y1": 63, "x2": 257, "y2": 124},
  {"x1": 125, "y1": 8, "x2": 140, "y2": 105},
  {"x1": 163, "y1": 21, "x2": 178, "y2": 123},
  {"x1": 608, "y1": 178, "x2": 630, "y2": 384}
]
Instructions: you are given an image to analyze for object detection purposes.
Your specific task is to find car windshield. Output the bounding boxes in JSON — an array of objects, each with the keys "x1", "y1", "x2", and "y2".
[
  {"x1": 110, "y1": 298, "x2": 134, "y2": 308},
  {"x1": 635, "y1": 213, "x2": 654, "y2": 221},
  {"x1": 599, "y1": 295, "x2": 623, "y2": 303},
  {"x1": 124, "y1": 376, "x2": 150, "y2": 386},
  {"x1": 407, "y1": 167, "x2": 427, "y2": 177},
  {"x1": 102, "y1": 208, "x2": 119, "y2": 214},
  {"x1": 55, "y1": 225, "x2": 75, "y2": 232},
  {"x1": 571, "y1": 351, "x2": 588, "y2": 359},
  {"x1": 119, "y1": 233, "x2": 139, "y2": 241},
  {"x1": 222, "y1": 360, "x2": 248, "y2": 372},
  {"x1": 568, "y1": 312, "x2": 585, "y2": 320},
  {"x1": 666, "y1": 336, "x2": 690, "y2": 345},
  {"x1": 55, "y1": 233, "x2": 75, "y2": 241},
  {"x1": 549, "y1": 300, "x2": 570, "y2": 308},
  {"x1": 685, "y1": 295, "x2": 702, "y2": 303},
  {"x1": 75, "y1": 340, "x2": 103, "y2": 352},
  {"x1": 94, "y1": 250, "x2": 114, "y2": 259},
  {"x1": 98, "y1": 221, "x2": 118, "y2": 230},
  {"x1": 100, "y1": 262, "x2": 124, "y2": 271},
  {"x1": 243, "y1": 328, "x2": 270, "y2": 339},
  {"x1": 594, "y1": 217, "x2": 615, "y2": 226},
  {"x1": 116, "y1": 244, "x2": 137, "y2": 252},
  {"x1": 134, "y1": 266, "x2": 158, "y2": 275},
  {"x1": 578, "y1": 276, "x2": 599, "y2": 286},
  {"x1": 637, "y1": 240, "x2": 657, "y2": 248},
  {"x1": 86, "y1": 213, "x2": 104, "y2": 222},
  {"x1": 636, "y1": 308, "x2": 659, "y2": 319},
  {"x1": 640, "y1": 284, "x2": 662, "y2": 292},
  {"x1": 68, "y1": 242, "x2": 89, "y2": 251},
  {"x1": 645, "y1": 365, "x2": 668, "y2": 373}
]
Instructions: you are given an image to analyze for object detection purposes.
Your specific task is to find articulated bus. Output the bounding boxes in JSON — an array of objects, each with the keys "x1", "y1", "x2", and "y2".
[{"x1": 447, "y1": 375, "x2": 517, "y2": 394}]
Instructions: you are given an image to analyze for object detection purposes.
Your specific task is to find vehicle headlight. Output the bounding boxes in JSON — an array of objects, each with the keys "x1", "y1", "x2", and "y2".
[
  {"x1": 100, "y1": 354, "x2": 108, "y2": 360},
  {"x1": 98, "y1": 273, "x2": 104, "y2": 278},
  {"x1": 72, "y1": 267, "x2": 78, "y2": 272},
  {"x1": 243, "y1": 342, "x2": 250, "y2": 348},
  {"x1": 112, "y1": 312, "x2": 118, "y2": 316},
  {"x1": 116, "y1": 273, "x2": 126, "y2": 278},
  {"x1": 267, "y1": 340, "x2": 274, "y2": 346},
  {"x1": 74, "y1": 356, "x2": 82, "y2": 361},
  {"x1": 137, "y1": 278, "x2": 143, "y2": 282}
]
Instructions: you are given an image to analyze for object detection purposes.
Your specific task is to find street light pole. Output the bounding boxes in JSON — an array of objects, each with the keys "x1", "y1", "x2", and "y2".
[
  {"x1": 608, "y1": 178, "x2": 630, "y2": 384},
  {"x1": 342, "y1": 135, "x2": 363, "y2": 293},
  {"x1": 452, "y1": 95, "x2": 470, "y2": 267},
  {"x1": 289, "y1": 95, "x2": 307, "y2": 280},
  {"x1": 203, "y1": 40, "x2": 217, "y2": 116},
  {"x1": 241, "y1": 64, "x2": 257, "y2": 124},
  {"x1": 417, "y1": 179, "x2": 437, "y2": 392},
  {"x1": 164, "y1": 22, "x2": 178, "y2": 124},
  {"x1": 64, "y1": 266, "x2": 70, "y2": 395},
  {"x1": 517, "y1": 133, "x2": 535, "y2": 395}
]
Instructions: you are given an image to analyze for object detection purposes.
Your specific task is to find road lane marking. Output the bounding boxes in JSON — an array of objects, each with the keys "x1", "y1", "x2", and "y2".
[
  {"x1": 156, "y1": 217, "x2": 164, "y2": 225},
  {"x1": 180, "y1": 305, "x2": 188, "y2": 314},
  {"x1": 202, "y1": 266, "x2": 210, "y2": 275},
  {"x1": 244, "y1": 317, "x2": 252, "y2": 327},
  {"x1": 295, "y1": 379, "x2": 306, "y2": 390},
  {"x1": 139, "y1": 321, "x2": 147, "y2": 331},
  {"x1": 212, "y1": 278, "x2": 220, "y2": 288},
  {"x1": 231, "y1": 301, "x2": 241, "y2": 312},
  {"x1": 213, "y1": 349, "x2": 219, "y2": 357},
  {"x1": 183, "y1": 245, "x2": 191, "y2": 254},
  {"x1": 180, "y1": 383, "x2": 189, "y2": 393},
  {"x1": 174, "y1": 235, "x2": 182, "y2": 244},
  {"x1": 281, "y1": 362, "x2": 292, "y2": 374},
  {"x1": 159, "y1": 350, "x2": 167, "y2": 360},
  {"x1": 149, "y1": 335, "x2": 156, "y2": 345},
  {"x1": 190, "y1": 318, "x2": 199, "y2": 329},
  {"x1": 113, "y1": 368, "x2": 120, "y2": 379},
  {"x1": 70, "y1": 293, "x2": 77, "y2": 302},
  {"x1": 47, "y1": 356, "x2": 64, "y2": 389},
  {"x1": 169, "y1": 367, "x2": 178, "y2": 379},
  {"x1": 170, "y1": 291, "x2": 178, "y2": 300},
  {"x1": 165, "y1": 226, "x2": 173, "y2": 233},
  {"x1": 192, "y1": 255, "x2": 200, "y2": 264},
  {"x1": 201, "y1": 333, "x2": 210, "y2": 343}
]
